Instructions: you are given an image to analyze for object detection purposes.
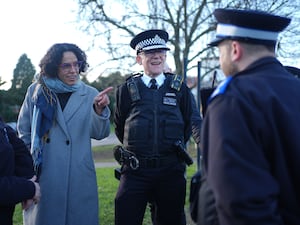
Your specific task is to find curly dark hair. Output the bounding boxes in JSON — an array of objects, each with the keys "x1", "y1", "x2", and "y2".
[{"x1": 39, "y1": 43, "x2": 89, "y2": 78}]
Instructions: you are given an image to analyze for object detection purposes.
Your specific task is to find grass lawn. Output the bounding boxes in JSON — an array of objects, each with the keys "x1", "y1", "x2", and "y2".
[
  {"x1": 98, "y1": 164, "x2": 198, "y2": 225},
  {"x1": 13, "y1": 142, "x2": 199, "y2": 225}
]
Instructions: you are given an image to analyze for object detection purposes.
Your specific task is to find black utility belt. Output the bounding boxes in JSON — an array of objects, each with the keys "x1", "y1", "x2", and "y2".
[
  {"x1": 135, "y1": 154, "x2": 180, "y2": 169},
  {"x1": 114, "y1": 145, "x2": 184, "y2": 170}
]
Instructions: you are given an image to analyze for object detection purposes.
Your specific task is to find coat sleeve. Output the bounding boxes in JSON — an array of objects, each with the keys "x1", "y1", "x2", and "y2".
[
  {"x1": 0, "y1": 176, "x2": 35, "y2": 205},
  {"x1": 90, "y1": 106, "x2": 111, "y2": 140},
  {"x1": 0, "y1": 123, "x2": 35, "y2": 205},
  {"x1": 17, "y1": 84, "x2": 36, "y2": 147},
  {"x1": 7, "y1": 125, "x2": 35, "y2": 178},
  {"x1": 89, "y1": 87, "x2": 111, "y2": 140}
]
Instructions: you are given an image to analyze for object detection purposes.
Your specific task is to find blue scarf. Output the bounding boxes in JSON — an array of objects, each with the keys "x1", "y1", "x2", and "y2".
[
  {"x1": 43, "y1": 76, "x2": 82, "y2": 93},
  {"x1": 31, "y1": 76, "x2": 82, "y2": 175}
]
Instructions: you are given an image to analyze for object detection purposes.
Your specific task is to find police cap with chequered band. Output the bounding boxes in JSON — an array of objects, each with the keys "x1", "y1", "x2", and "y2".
[
  {"x1": 130, "y1": 29, "x2": 170, "y2": 54},
  {"x1": 209, "y1": 8, "x2": 291, "y2": 47}
]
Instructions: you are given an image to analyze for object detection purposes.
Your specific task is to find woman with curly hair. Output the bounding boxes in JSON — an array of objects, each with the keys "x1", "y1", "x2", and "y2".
[{"x1": 17, "y1": 43, "x2": 112, "y2": 225}]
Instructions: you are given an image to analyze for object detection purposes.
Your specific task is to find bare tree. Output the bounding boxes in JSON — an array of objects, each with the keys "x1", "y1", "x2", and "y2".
[
  {"x1": 0, "y1": 77, "x2": 5, "y2": 88},
  {"x1": 76, "y1": 0, "x2": 300, "y2": 79}
]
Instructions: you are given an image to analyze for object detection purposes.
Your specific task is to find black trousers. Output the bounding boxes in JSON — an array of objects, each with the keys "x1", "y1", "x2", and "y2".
[
  {"x1": 0, "y1": 206, "x2": 14, "y2": 225},
  {"x1": 149, "y1": 201, "x2": 186, "y2": 225},
  {"x1": 115, "y1": 163, "x2": 186, "y2": 225}
]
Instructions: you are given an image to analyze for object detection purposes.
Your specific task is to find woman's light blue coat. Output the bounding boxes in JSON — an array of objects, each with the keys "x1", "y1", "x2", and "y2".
[{"x1": 17, "y1": 82, "x2": 110, "y2": 225}]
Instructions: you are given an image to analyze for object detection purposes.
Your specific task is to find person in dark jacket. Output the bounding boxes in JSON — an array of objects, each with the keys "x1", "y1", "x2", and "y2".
[
  {"x1": 114, "y1": 29, "x2": 193, "y2": 225},
  {"x1": 201, "y1": 8, "x2": 300, "y2": 225},
  {"x1": 0, "y1": 117, "x2": 40, "y2": 225}
]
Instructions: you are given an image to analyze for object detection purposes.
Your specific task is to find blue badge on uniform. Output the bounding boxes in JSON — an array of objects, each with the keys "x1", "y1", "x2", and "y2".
[{"x1": 208, "y1": 76, "x2": 233, "y2": 103}]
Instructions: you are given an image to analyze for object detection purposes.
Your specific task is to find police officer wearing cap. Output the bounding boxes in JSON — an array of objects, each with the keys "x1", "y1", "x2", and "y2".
[
  {"x1": 114, "y1": 29, "x2": 193, "y2": 225},
  {"x1": 200, "y1": 8, "x2": 300, "y2": 225}
]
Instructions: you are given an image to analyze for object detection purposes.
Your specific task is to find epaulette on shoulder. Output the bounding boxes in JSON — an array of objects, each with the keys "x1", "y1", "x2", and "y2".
[
  {"x1": 170, "y1": 74, "x2": 184, "y2": 91},
  {"x1": 126, "y1": 72, "x2": 142, "y2": 81},
  {"x1": 208, "y1": 76, "x2": 233, "y2": 103}
]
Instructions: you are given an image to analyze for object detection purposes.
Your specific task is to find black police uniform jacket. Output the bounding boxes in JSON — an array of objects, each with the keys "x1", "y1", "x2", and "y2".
[
  {"x1": 201, "y1": 57, "x2": 300, "y2": 225},
  {"x1": 0, "y1": 118, "x2": 35, "y2": 225},
  {"x1": 114, "y1": 73, "x2": 192, "y2": 157}
]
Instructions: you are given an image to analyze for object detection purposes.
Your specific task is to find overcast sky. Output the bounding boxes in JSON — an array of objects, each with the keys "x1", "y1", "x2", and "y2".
[
  {"x1": 1, "y1": 1, "x2": 300, "y2": 90},
  {"x1": 0, "y1": 0, "x2": 101, "y2": 90}
]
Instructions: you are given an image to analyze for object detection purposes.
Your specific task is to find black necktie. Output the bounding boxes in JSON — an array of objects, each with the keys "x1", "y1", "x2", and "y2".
[{"x1": 150, "y1": 78, "x2": 157, "y2": 89}]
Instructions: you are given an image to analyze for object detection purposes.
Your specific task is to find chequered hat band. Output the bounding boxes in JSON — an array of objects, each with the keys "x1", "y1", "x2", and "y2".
[{"x1": 135, "y1": 35, "x2": 167, "y2": 51}]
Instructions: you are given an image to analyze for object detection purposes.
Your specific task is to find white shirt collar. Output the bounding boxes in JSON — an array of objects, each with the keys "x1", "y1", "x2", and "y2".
[{"x1": 142, "y1": 73, "x2": 165, "y2": 88}]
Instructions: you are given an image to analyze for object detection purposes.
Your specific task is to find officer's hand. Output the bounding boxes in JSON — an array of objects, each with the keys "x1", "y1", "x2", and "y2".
[{"x1": 94, "y1": 87, "x2": 113, "y2": 115}]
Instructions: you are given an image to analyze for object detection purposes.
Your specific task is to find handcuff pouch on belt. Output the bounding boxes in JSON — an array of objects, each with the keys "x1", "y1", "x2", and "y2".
[{"x1": 113, "y1": 145, "x2": 139, "y2": 170}]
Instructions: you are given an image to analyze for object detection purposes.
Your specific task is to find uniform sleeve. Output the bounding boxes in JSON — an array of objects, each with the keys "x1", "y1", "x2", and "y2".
[
  {"x1": 203, "y1": 96, "x2": 281, "y2": 225},
  {"x1": 114, "y1": 84, "x2": 131, "y2": 143},
  {"x1": 179, "y1": 84, "x2": 193, "y2": 144},
  {"x1": 190, "y1": 93, "x2": 202, "y2": 144}
]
